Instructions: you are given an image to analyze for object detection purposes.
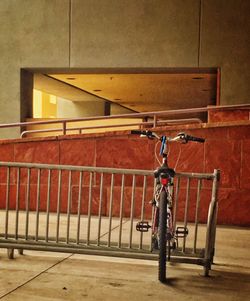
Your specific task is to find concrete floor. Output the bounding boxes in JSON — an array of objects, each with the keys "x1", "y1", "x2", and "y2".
[{"x1": 0, "y1": 222, "x2": 250, "y2": 300}]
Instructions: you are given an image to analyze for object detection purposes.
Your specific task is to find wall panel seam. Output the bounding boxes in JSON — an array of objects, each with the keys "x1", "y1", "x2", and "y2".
[
  {"x1": 198, "y1": 0, "x2": 203, "y2": 67},
  {"x1": 69, "y1": 0, "x2": 72, "y2": 67}
]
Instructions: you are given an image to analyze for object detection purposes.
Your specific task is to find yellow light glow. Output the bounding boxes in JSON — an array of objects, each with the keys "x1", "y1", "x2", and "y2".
[
  {"x1": 33, "y1": 89, "x2": 57, "y2": 118},
  {"x1": 33, "y1": 89, "x2": 42, "y2": 118}
]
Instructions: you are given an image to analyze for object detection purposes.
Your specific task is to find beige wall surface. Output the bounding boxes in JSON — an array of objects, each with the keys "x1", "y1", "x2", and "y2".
[
  {"x1": 57, "y1": 98, "x2": 105, "y2": 118},
  {"x1": 0, "y1": 0, "x2": 250, "y2": 138},
  {"x1": 200, "y1": 0, "x2": 250, "y2": 105},
  {"x1": 71, "y1": 0, "x2": 200, "y2": 67},
  {"x1": 0, "y1": 0, "x2": 70, "y2": 138}
]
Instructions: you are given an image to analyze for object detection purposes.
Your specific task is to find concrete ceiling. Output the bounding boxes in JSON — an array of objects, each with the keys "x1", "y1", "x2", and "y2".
[{"x1": 34, "y1": 69, "x2": 218, "y2": 113}]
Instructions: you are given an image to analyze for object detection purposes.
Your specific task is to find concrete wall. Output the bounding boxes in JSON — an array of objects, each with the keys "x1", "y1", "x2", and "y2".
[
  {"x1": 111, "y1": 104, "x2": 134, "y2": 115},
  {"x1": 0, "y1": 0, "x2": 70, "y2": 138},
  {"x1": 200, "y1": 0, "x2": 250, "y2": 104},
  {"x1": 57, "y1": 98, "x2": 105, "y2": 118},
  {"x1": 0, "y1": 0, "x2": 250, "y2": 138}
]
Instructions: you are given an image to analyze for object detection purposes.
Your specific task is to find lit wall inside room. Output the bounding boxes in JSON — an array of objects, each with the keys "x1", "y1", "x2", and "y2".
[
  {"x1": 57, "y1": 97, "x2": 105, "y2": 118},
  {"x1": 33, "y1": 89, "x2": 106, "y2": 119},
  {"x1": 33, "y1": 89, "x2": 57, "y2": 118}
]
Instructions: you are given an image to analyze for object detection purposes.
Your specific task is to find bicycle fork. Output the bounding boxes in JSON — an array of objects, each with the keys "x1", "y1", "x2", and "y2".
[{"x1": 136, "y1": 187, "x2": 189, "y2": 255}]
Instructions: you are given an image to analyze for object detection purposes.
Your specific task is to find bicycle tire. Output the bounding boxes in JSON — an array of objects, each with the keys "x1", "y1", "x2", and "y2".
[{"x1": 158, "y1": 189, "x2": 167, "y2": 282}]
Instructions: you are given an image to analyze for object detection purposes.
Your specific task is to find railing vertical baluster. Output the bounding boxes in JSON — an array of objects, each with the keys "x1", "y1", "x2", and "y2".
[
  {"x1": 35, "y1": 169, "x2": 41, "y2": 241},
  {"x1": 118, "y1": 174, "x2": 125, "y2": 248},
  {"x1": 107, "y1": 174, "x2": 114, "y2": 247},
  {"x1": 139, "y1": 176, "x2": 147, "y2": 249},
  {"x1": 15, "y1": 168, "x2": 20, "y2": 240},
  {"x1": 86, "y1": 172, "x2": 93, "y2": 245},
  {"x1": 173, "y1": 177, "x2": 180, "y2": 232},
  {"x1": 56, "y1": 170, "x2": 62, "y2": 243},
  {"x1": 97, "y1": 172, "x2": 104, "y2": 246},
  {"x1": 182, "y1": 177, "x2": 190, "y2": 252},
  {"x1": 210, "y1": 170, "x2": 220, "y2": 255},
  {"x1": 76, "y1": 171, "x2": 83, "y2": 244},
  {"x1": 45, "y1": 169, "x2": 51, "y2": 242},
  {"x1": 150, "y1": 178, "x2": 157, "y2": 251},
  {"x1": 62, "y1": 121, "x2": 66, "y2": 135},
  {"x1": 153, "y1": 115, "x2": 157, "y2": 127},
  {"x1": 5, "y1": 167, "x2": 10, "y2": 239},
  {"x1": 66, "y1": 171, "x2": 72, "y2": 244},
  {"x1": 129, "y1": 175, "x2": 136, "y2": 249},
  {"x1": 193, "y1": 179, "x2": 202, "y2": 253},
  {"x1": 25, "y1": 168, "x2": 30, "y2": 240}
]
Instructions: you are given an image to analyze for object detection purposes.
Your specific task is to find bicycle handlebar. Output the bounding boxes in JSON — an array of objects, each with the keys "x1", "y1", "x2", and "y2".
[{"x1": 130, "y1": 130, "x2": 205, "y2": 143}]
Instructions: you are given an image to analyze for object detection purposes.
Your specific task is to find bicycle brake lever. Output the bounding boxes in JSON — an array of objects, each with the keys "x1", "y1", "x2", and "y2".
[
  {"x1": 177, "y1": 132, "x2": 188, "y2": 143},
  {"x1": 144, "y1": 131, "x2": 156, "y2": 139}
]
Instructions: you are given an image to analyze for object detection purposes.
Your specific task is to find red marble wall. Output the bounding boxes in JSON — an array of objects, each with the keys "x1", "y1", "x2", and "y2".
[
  {"x1": 0, "y1": 123, "x2": 249, "y2": 226},
  {"x1": 208, "y1": 108, "x2": 250, "y2": 123}
]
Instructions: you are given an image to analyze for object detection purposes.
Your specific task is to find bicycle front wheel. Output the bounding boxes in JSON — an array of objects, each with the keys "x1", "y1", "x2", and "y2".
[{"x1": 158, "y1": 189, "x2": 167, "y2": 282}]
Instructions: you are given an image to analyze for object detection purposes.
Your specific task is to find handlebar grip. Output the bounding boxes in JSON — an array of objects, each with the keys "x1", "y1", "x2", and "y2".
[
  {"x1": 131, "y1": 130, "x2": 144, "y2": 135},
  {"x1": 194, "y1": 137, "x2": 205, "y2": 143},
  {"x1": 131, "y1": 130, "x2": 149, "y2": 135},
  {"x1": 187, "y1": 135, "x2": 205, "y2": 143}
]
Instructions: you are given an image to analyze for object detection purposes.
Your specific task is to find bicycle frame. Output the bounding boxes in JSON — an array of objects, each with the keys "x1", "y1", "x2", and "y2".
[{"x1": 151, "y1": 139, "x2": 176, "y2": 253}]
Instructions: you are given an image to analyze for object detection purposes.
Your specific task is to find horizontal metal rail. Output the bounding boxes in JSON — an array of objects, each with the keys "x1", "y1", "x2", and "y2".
[
  {"x1": 0, "y1": 103, "x2": 249, "y2": 138},
  {"x1": 0, "y1": 162, "x2": 153, "y2": 176},
  {"x1": 0, "y1": 161, "x2": 215, "y2": 180},
  {"x1": 175, "y1": 171, "x2": 215, "y2": 180},
  {"x1": 0, "y1": 240, "x2": 207, "y2": 265}
]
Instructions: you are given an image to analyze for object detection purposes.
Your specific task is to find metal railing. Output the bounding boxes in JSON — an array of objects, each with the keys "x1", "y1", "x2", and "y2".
[
  {"x1": 20, "y1": 118, "x2": 202, "y2": 138},
  {"x1": 0, "y1": 103, "x2": 249, "y2": 138},
  {"x1": 0, "y1": 161, "x2": 219, "y2": 274}
]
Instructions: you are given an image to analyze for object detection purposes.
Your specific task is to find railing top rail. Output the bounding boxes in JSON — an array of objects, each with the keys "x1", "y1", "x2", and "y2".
[
  {"x1": 0, "y1": 161, "x2": 217, "y2": 179},
  {"x1": 175, "y1": 171, "x2": 215, "y2": 180},
  {"x1": 0, "y1": 161, "x2": 153, "y2": 176},
  {"x1": 0, "y1": 103, "x2": 249, "y2": 130},
  {"x1": 20, "y1": 118, "x2": 202, "y2": 138}
]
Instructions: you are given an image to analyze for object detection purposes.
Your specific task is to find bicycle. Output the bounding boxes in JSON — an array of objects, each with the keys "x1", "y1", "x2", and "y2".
[{"x1": 131, "y1": 130, "x2": 205, "y2": 282}]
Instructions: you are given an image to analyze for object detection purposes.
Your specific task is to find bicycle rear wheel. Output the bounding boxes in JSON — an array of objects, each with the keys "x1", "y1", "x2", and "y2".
[{"x1": 158, "y1": 189, "x2": 167, "y2": 282}]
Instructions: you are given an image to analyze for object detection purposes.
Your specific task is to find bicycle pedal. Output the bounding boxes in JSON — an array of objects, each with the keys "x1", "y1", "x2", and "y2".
[
  {"x1": 136, "y1": 221, "x2": 151, "y2": 232},
  {"x1": 176, "y1": 226, "x2": 189, "y2": 238}
]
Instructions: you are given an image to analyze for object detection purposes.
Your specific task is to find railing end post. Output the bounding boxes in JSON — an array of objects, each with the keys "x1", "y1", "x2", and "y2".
[
  {"x1": 63, "y1": 122, "x2": 66, "y2": 135},
  {"x1": 213, "y1": 169, "x2": 220, "y2": 182},
  {"x1": 153, "y1": 115, "x2": 157, "y2": 127}
]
